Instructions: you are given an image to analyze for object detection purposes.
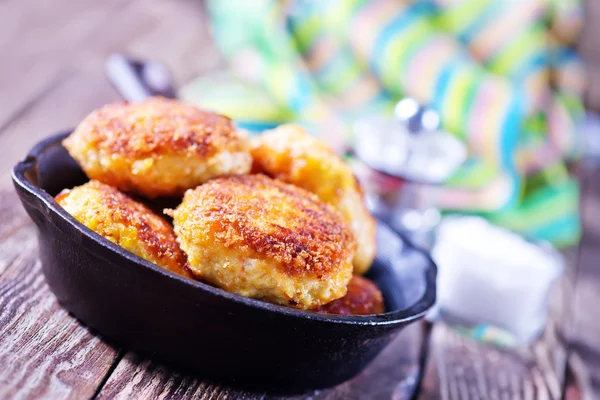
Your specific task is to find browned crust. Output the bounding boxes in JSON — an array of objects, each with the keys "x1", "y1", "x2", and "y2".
[
  {"x1": 315, "y1": 275, "x2": 384, "y2": 315},
  {"x1": 250, "y1": 124, "x2": 377, "y2": 274},
  {"x1": 249, "y1": 125, "x2": 353, "y2": 202},
  {"x1": 56, "y1": 180, "x2": 191, "y2": 278},
  {"x1": 64, "y1": 97, "x2": 239, "y2": 158},
  {"x1": 177, "y1": 174, "x2": 356, "y2": 277}
]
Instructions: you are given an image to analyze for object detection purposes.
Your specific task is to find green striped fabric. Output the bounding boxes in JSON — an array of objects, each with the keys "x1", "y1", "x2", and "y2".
[{"x1": 180, "y1": 0, "x2": 586, "y2": 247}]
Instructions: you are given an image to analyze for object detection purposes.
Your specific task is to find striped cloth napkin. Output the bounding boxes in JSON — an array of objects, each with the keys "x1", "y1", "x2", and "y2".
[{"x1": 180, "y1": 0, "x2": 586, "y2": 247}]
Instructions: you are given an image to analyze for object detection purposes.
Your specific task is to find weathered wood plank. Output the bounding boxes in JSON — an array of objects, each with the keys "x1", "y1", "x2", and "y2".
[
  {"x1": 418, "y1": 323, "x2": 558, "y2": 399},
  {"x1": 579, "y1": 0, "x2": 600, "y2": 112},
  {"x1": 115, "y1": 0, "x2": 225, "y2": 84},
  {"x1": 0, "y1": 190, "x2": 120, "y2": 399},
  {"x1": 565, "y1": 352, "x2": 594, "y2": 400},
  {"x1": 97, "y1": 351, "x2": 264, "y2": 400},
  {"x1": 0, "y1": 0, "x2": 220, "y2": 135},
  {"x1": 0, "y1": 0, "x2": 129, "y2": 128},
  {"x1": 568, "y1": 167, "x2": 600, "y2": 398},
  {"x1": 98, "y1": 322, "x2": 425, "y2": 400},
  {"x1": 0, "y1": 71, "x2": 121, "y2": 186}
]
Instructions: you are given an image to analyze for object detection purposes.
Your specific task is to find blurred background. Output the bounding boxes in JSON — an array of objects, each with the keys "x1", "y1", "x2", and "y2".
[
  {"x1": 4, "y1": 0, "x2": 599, "y2": 247},
  {"x1": 3, "y1": 0, "x2": 600, "y2": 396}
]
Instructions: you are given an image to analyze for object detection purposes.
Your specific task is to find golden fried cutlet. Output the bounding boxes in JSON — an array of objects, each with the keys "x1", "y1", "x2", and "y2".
[
  {"x1": 316, "y1": 275, "x2": 384, "y2": 315},
  {"x1": 169, "y1": 174, "x2": 356, "y2": 310},
  {"x1": 251, "y1": 124, "x2": 376, "y2": 274},
  {"x1": 63, "y1": 97, "x2": 252, "y2": 199},
  {"x1": 56, "y1": 180, "x2": 192, "y2": 278}
]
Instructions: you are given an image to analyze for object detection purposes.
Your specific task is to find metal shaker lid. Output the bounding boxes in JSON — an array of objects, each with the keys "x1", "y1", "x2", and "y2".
[{"x1": 353, "y1": 98, "x2": 466, "y2": 184}]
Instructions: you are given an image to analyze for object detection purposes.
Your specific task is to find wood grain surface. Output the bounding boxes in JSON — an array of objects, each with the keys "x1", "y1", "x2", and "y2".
[
  {"x1": 1, "y1": 0, "x2": 600, "y2": 398},
  {"x1": 419, "y1": 324, "x2": 546, "y2": 400},
  {"x1": 579, "y1": 0, "x2": 600, "y2": 112},
  {"x1": 417, "y1": 323, "x2": 572, "y2": 400},
  {"x1": 567, "y1": 168, "x2": 600, "y2": 397},
  {"x1": 0, "y1": 191, "x2": 120, "y2": 399}
]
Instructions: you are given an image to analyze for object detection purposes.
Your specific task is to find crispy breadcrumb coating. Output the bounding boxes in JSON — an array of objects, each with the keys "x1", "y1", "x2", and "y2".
[
  {"x1": 251, "y1": 124, "x2": 376, "y2": 274},
  {"x1": 169, "y1": 174, "x2": 355, "y2": 309},
  {"x1": 63, "y1": 97, "x2": 252, "y2": 198},
  {"x1": 56, "y1": 180, "x2": 192, "y2": 278}
]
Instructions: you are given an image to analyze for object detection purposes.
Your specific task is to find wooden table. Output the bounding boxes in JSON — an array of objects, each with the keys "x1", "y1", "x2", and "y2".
[{"x1": 1, "y1": 1, "x2": 599, "y2": 398}]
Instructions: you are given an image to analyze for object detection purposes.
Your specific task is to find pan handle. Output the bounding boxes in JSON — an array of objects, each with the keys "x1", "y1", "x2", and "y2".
[{"x1": 104, "y1": 53, "x2": 177, "y2": 102}]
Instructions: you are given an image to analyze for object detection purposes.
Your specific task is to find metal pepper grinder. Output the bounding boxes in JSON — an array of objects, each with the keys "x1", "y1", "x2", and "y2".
[{"x1": 352, "y1": 98, "x2": 466, "y2": 249}]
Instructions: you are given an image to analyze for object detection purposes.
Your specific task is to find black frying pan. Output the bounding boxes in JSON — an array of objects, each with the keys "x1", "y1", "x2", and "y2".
[
  {"x1": 10, "y1": 55, "x2": 436, "y2": 391},
  {"x1": 12, "y1": 134, "x2": 435, "y2": 391}
]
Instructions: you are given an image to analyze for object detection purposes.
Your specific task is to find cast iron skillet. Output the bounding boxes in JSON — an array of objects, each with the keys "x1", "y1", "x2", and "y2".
[{"x1": 12, "y1": 132, "x2": 437, "y2": 392}]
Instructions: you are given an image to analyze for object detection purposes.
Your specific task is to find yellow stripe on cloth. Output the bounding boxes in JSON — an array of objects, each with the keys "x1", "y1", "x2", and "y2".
[
  {"x1": 466, "y1": 76, "x2": 516, "y2": 166},
  {"x1": 468, "y1": 0, "x2": 544, "y2": 61},
  {"x1": 438, "y1": 0, "x2": 491, "y2": 33},
  {"x1": 403, "y1": 36, "x2": 460, "y2": 103},
  {"x1": 488, "y1": 25, "x2": 547, "y2": 75},
  {"x1": 349, "y1": 0, "x2": 406, "y2": 61},
  {"x1": 379, "y1": 19, "x2": 431, "y2": 95},
  {"x1": 440, "y1": 67, "x2": 474, "y2": 139}
]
